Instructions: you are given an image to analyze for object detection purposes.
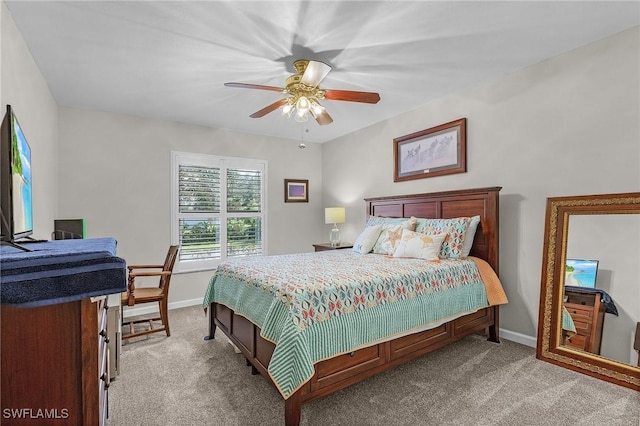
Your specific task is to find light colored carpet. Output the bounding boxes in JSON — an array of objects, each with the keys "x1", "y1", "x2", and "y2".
[{"x1": 108, "y1": 305, "x2": 639, "y2": 425}]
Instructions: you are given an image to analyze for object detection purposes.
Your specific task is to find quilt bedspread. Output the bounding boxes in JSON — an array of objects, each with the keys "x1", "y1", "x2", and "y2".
[{"x1": 204, "y1": 250, "x2": 503, "y2": 398}]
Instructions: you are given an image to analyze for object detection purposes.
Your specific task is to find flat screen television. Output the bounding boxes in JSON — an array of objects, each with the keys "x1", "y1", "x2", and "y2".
[
  {"x1": 1, "y1": 105, "x2": 34, "y2": 248},
  {"x1": 564, "y1": 258, "x2": 599, "y2": 288}
]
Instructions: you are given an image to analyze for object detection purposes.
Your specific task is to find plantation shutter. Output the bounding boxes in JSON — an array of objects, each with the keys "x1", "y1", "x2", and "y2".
[
  {"x1": 172, "y1": 152, "x2": 267, "y2": 272},
  {"x1": 226, "y1": 168, "x2": 262, "y2": 257},
  {"x1": 178, "y1": 165, "x2": 221, "y2": 262}
]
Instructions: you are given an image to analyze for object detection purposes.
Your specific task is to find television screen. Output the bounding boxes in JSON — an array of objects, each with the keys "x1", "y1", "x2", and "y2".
[
  {"x1": 10, "y1": 111, "x2": 33, "y2": 238},
  {"x1": 565, "y1": 258, "x2": 599, "y2": 288},
  {"x1": 1, "y1": 105, "x2": 34, "y2": 242}
]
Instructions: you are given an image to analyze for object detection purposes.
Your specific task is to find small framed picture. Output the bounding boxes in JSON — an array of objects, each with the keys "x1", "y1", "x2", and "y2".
[
  {"x1": 284, "y1": 179, "x2": 309, "y2": 203},
  {"x1": 394, "y1": 118, "x2": 467, "y2": 182},
  {"x1": 564, "y1": 259, "x2": 599, "y2": 288}
]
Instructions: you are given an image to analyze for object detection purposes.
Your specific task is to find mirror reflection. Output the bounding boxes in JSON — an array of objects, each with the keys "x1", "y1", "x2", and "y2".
[
  {"x1": 536, "y1": 192, "x2": 640, "y2": 391},
  {"x1": 561, "y1": 214, "x2": 639, "y2": 366}
]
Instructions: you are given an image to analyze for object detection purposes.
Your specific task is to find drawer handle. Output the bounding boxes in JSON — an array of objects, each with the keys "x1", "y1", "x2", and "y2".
[{"x1": 349, "y1": 352, "x2": 355, "y2": 357}]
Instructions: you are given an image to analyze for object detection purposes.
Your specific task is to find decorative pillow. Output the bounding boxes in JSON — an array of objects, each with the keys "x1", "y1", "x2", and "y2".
[
  {"x1": 461, "y1": 215, "x2": 481, "y2": 257},
  {"x1": 365, "y1": 216, "x2": 413, "y2": 228},
  {"x1": 415, "y1": 217, "x2": 472, "y2": 259},
  {"x1": 352, "y1": 225, "x2": 383, "y2": 254},
  {"x1": 393, "y1": 230, "x2": 446, "y2": 260},
  {"x1": 372, "y1": 218, "x2": 417, "y2": 255}
]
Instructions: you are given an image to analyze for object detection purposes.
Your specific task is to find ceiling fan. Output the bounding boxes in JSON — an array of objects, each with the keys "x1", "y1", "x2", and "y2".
[{"x1": 224, "y1": 60, "x2": 380, "y2": 126}]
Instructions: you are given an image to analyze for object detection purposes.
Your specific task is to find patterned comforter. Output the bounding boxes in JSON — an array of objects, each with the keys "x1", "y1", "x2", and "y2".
[{"x1": 204, "y1": 250, "x2": 503, "y2": 398}]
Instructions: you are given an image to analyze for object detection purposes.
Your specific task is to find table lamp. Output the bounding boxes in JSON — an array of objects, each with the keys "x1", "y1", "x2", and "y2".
[{"x1": 324, "y1": 207, "x2": 346, "y2": 247}]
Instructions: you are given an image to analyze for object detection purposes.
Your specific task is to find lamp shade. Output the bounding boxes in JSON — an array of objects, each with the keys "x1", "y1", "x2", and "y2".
[{"x1": 324, "y1": 207, "x2": 345, "y2": 225}]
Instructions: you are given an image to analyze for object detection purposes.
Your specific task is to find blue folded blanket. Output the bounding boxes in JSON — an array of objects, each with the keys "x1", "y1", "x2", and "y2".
[{"x1": 1, "y1": 238, "x2": 126, "y2": 307}]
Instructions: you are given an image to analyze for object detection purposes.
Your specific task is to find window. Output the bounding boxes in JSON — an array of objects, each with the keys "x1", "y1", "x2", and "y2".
[{"x1": 171, "y1": 152, "x2": 267, "y2": 272}]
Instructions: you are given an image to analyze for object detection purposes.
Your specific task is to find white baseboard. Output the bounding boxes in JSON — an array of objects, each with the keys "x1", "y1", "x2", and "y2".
[
  {"x1": 122, "y1": 297, "x2": 203, "y2": 318},
  {"x1": 500, "y1": 328, "x2": 537, "y2": 348}
]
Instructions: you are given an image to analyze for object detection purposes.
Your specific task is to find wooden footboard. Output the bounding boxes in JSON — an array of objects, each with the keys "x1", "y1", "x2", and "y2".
[{"x1": 207, "y1": 301, "x2": 499, "y2": 426}]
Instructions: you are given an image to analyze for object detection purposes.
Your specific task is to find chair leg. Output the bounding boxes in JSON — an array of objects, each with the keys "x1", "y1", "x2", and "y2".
[{"x1": 160, "y1": 299, "x2": 170, "y2": 337}]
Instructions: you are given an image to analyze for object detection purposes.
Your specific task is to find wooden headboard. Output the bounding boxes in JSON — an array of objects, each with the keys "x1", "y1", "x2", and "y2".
[{"x1": 365, "y1": 186, "x2": 501, "y2": 272}]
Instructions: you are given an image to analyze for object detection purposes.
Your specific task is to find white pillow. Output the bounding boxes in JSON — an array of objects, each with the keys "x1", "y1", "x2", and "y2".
[
  {"x1": 352, "y1": 225, "x2": 383, "y2": 254},
  {"x1": 461, "y1": 215, "x2": 481, "y2": 257},
  {"x1": 393, "y1": 230, "x2": 447, "y2": 260}
]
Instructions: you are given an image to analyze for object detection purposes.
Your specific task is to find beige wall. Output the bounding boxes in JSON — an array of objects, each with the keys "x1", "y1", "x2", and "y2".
[
  {"x1": 56, "y1": 107, "x2": 324, "y2": 305},
  {"x1": 1, "y1": 2, "x2": 58, "y2": 240},
  {"x1": 322, "y1": 27, "x2": 640, "y2": 342}
]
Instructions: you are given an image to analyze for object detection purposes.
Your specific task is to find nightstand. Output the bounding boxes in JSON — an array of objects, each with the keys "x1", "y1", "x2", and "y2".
[
  {"x1": 563, "y1": 288, "x2": 606, "y2": 354},
  {"x1": 313, "y1": 243, "x2": 353, "y2": 252}
]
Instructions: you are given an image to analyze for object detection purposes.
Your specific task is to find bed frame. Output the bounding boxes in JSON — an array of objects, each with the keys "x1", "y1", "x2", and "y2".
[{"x1": 206, "y1": 186, "x2": 502, "y2": 425}]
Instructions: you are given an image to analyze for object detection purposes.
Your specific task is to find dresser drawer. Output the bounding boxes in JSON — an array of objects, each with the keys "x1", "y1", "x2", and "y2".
[
  {"x1": 565, "y1": 304, "x2": 593, "y2": 318},
  {"x1": 96, "y1": 297, "x2": 110, "y2": 426},
  {"x1": 311, "y1": 344, "x2": 385, "y2": 390},
  {"x1": 390, "y1": 323, "x2": 451, "y2": 360},
  {"x1": 572, "y1": 320, "x2": 592, "y2": 336},
  {"x1": 565, "y1": 333, "x2": 587, "y2": 351},
  {"x1": 99, "y1": 340, "x2": 109, "y2": 413}
]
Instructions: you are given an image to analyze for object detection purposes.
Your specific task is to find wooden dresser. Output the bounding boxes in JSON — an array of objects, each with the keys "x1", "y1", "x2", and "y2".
[
  {"x1": 563, "y1": 288, "x2": 606, "y2": 354},
  {"x1": 1, "y1": 297, "x2": 110, "y2": 425},
  {"x1": 0, "y1": 238, "x2": 126, "y2": 425}
]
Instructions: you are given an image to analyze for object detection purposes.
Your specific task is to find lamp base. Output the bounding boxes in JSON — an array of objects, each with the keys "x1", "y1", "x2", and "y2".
[{"x1": 329, "y1": 227, "x2": 340, "y2": 247}]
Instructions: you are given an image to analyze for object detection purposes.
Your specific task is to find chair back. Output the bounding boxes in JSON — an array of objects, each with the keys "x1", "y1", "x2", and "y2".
[{"x1": 160, "y1": 245, "x2": 180, "y2": 293}]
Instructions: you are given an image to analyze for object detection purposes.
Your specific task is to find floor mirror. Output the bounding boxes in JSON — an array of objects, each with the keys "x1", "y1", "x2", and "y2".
[{"x1": 536, "y1": 192, "x2": 640, "y2": 391}]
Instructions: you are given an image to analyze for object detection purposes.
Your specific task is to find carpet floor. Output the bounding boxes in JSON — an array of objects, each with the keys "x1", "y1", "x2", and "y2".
[{"x1": 108, "y1": 305, "x2": 639, "y2": 425}]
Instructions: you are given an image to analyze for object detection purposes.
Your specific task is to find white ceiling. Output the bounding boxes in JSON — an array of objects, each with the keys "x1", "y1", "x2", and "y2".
[{"x1": 5, "y1": 1, "x2": 639, "y2": 143}]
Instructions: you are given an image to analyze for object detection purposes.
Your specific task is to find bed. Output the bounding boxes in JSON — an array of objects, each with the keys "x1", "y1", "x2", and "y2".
[{"x1": 204, "y1": 186, "x2": 505, "y2": 425}]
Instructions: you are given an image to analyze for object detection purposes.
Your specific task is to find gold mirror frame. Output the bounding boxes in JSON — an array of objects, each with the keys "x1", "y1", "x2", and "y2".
[{"x1": 536, "y1": 192, "x2": 640, "y2": 391}]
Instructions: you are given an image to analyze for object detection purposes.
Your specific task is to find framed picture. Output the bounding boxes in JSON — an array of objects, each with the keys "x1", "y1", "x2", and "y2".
[
  {"x1": 284, "y1": 179, "x2": 309, "y2": 203},
  {"x1": 565, "y1": 258, "x2": 599, "y2": 288},
  {"x1": 393, "y1": 118, "x2": 466, "y2": 182}
]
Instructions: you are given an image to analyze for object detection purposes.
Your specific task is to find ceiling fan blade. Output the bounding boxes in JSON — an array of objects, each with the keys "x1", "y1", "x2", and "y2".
[
  {"x1": 225, "y1": 82, "x2": 284, "y2": 92},
  {"x1": 301, "y1": 60, "x2": 332, "y2": 88},
  {"x1": 249, "y1": 98, "x2": 289, "y2": 118},
  {"x1": 324, "y1": 90, "x2": 380, "y2": 104},
  {"x1": 314, "y1": 109, "x2": 333, "y2": 126}
]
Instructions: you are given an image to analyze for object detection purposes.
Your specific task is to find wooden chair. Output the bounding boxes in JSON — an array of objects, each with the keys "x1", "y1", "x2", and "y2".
[{"x1": 121, "y1": 245, "x2": 179, "y2": 339}]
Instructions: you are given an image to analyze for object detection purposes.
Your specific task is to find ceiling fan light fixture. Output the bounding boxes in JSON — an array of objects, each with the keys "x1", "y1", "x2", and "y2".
[
  {"x1": 310, "y1": 100, "x2": 324, "y2": 117},
  {"x1": 282, "y1": 102, "x2": 294, "y2": 117},
  {"x1": 294, "y1": 109, "x2": 309, "y2": 122},
  {"x1": 295, "y1": 96, "x2": 311, "y2": 113},
  {"x1": 225, "y1": 59, "x2": 379, "y2": 126}
]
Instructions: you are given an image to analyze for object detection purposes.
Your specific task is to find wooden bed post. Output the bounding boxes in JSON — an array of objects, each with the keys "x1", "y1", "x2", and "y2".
[
  {"x1": 204, "y1": 302, "x2": 216, "y2": 340},
  {"x1": 488, "y1": 305, "x2": 500, "y2": 343},
  {"x1": 284, "y1": 390, "x2": 302, "y2": 426}
]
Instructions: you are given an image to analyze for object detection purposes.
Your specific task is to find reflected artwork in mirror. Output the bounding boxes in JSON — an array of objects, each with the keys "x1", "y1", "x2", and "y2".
[{"x1": 536, "y1": 192, "x2": 640, "y2": 391}]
